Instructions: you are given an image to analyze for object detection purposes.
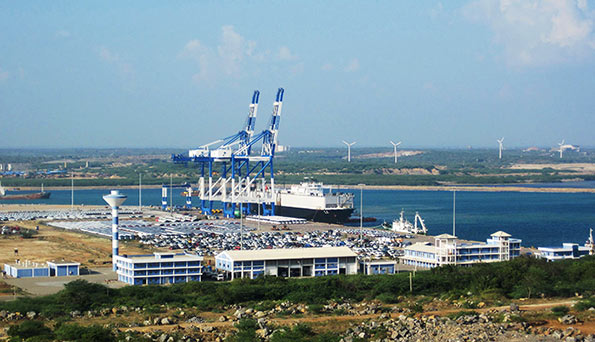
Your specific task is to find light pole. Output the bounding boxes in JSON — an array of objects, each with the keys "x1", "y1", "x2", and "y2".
[
  {"x1": 452, "y1": 190, "x2": 456, "y2": 237},
  {"x1": 257, "y1": 199, "x2": 261, "y2": 231},
  {"x1": 138, "y1": 173, "x2": 142, "y2": 211},
  {"x1": 358, "y1": 183, "x2": 365, "y2": 230},
  {"x1": 240, "y1": 202, "x2": 243, "y2": 250},
  {"x1": 70, "y1": 173, "x2": 74, "y2": 209}
]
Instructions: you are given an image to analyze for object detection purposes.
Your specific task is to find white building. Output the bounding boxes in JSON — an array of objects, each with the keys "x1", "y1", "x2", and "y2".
[
  {"x1": 359, "y1": 259, "x2": 399, "y2": 275},
  {"x1": 215, "y1": 246, "x2": 358, "y2": 280},
  {"x1": 401, "y1": 231, "x2": 521, "y2": 268},
  {"x1": 4, "y1": 260, "x2": 80, "y2": 278},
  {"x1": 537, "y1": 229, "x2": 594, "y2": 261},
  {"x1": 114, "y1": 252, "x2": 203, "y2": 285},
  {"x1": 537, "y1": 244, "x2": 591, "y2": 261}
]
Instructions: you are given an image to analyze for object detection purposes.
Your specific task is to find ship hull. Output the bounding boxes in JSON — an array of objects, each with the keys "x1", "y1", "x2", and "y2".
[
  {"x1": 0, "y1": 192, "x2": 51, "y2": 200},
  {"x1": 274, "y1": 205, "x2": 354, "y2": 224}
]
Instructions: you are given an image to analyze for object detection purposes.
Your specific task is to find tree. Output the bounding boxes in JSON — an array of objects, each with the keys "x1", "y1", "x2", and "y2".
[{"x1": 7, "y1": 321, "x2": 53, "y2": 341}]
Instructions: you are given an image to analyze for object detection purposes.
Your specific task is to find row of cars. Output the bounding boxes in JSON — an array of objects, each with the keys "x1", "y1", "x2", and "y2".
[{"x1": 135, "y1": 225, "x2": 411, "y2": 260}]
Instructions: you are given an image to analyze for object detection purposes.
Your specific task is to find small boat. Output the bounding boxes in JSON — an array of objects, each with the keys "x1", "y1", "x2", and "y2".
[{"x1": 386, "y1": 210, "x2": 428, "y2": 235}]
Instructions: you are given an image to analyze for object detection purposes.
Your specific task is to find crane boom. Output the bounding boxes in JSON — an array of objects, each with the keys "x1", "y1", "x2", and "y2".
[{"x1": 261, "y1": 88, "x2": 284, "y2": 156}]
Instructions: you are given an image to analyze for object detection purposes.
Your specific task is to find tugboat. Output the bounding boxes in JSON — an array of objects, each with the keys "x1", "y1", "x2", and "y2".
[
  {"x1": 0, "y1": 183, "x2": 51, "y2": 200},
  {"x1": 383, "y1": 210, "x2": 428, "y2": 234},
  {"x1": 274, "y1": 182, "x2": 354, "y2": 224}
]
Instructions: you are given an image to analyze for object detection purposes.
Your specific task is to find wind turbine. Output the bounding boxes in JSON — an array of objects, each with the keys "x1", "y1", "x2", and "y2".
[
  {"x1": 390, "y1": 141, "x2": 402, "y2": 164},
  {"x1": 497, "y1": 137, "x2": 504, "y2": 160},
  {"x1": 558, "y1": 139, "x2": 565, "y2": 158},
  {"x1": 342, "y1": 141, "x2": 356, "y2": 162}
]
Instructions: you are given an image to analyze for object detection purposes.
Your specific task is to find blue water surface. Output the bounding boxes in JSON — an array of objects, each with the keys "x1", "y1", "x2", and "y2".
[{"x1": 5, "y1": 186, "x2": 595, "y2": 247}]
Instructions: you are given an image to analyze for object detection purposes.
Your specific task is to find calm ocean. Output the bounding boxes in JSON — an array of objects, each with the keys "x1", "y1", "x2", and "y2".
[{"x1": 4, "y1": 182, "x2": 595, "y2": 247}]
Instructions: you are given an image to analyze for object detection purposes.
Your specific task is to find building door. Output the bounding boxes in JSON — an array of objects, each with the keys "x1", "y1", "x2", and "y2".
[{"x1": 277, "y1": 267, "x2": 288, "y2": 277}]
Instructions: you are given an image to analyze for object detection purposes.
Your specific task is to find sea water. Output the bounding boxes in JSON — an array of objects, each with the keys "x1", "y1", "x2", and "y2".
[{"x1": 4, "y1": 184, "x2": 595, "y2": 247}]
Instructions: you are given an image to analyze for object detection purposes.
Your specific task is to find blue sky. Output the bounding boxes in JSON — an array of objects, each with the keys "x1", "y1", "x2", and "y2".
[{"x1": 1, "y1": 1, "x2": 594, "y2": 149}]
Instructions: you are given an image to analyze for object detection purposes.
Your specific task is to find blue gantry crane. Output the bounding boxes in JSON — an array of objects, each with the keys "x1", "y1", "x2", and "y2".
[{"x1": 171, "y1": 88, "x2": 284, "y2": 217}]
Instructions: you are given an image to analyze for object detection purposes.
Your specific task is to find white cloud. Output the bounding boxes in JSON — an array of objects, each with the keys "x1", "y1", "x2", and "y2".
[
  {"x1": 180, "y1": 39, "x2": 214, "y2": 82},
  {"x1": 181, "y1": 25, "x2": 261, "y2": 82},
  {"x1": 217, "y1": 25, "x2": 254, "y2": 75},
  {"x1": 463, "y1": 0, "x2": 595, "y2": 66},
  {"x1": 430, "y1": 2, "x2": 444, "y2": 19},
  {"x1": 56, "y1": 30, "x2": 71, "y2": 38},
  {"x1": 181, "y1": 26, "x2": 299, "y2": 82},
  {"x1": 0, "y1": 67, "x2": 8, "y2": 81},
  {"x1": 98, "y1": 46, "x2": 133, "y2": 75},
  {"x1": 344, "y1": 58, "x2": 360, "y2": 72},
  {"x1": 278, "y1": 46, "x2": 297, "y2": 61}
]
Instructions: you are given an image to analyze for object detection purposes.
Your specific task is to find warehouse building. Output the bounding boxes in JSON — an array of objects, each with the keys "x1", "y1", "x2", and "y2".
[
  {"x1": 215, "y1": 246, "x2": 358, "y2": 280},
  {"x1": 48, "y1": 261, "x2": 80, "y2": 276},
  {"x1": 400, "y1": 231, "x2": 521, "y2": 268},
  {"x1": 3, "y1": 260, "x2": 80, "y2": 278},
  {"x1": 114, "y1": 252, "x2": 203, "y2": 285}
]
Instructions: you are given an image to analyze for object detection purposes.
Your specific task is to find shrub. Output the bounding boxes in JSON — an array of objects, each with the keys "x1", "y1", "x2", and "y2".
[
  {"x1": 308, "y1": 303, "x2": 325, "y2": 314},
  {"x1": 229, "y1": 319, "x2": 259, "y2": 342},
  {"x1": 20, "y1": 229, "x2": 37, "y2": 239},
  {"x1": 376, "y1": 293, "x2": 399, "y2": 304},
  {"x1": 408, "y1": 302, "x2": 424, "y2": 313},
  {"x1": 447, "y1": 310, "x2": 479, "y2": 320},
  {"x1": 55, "y1": 324, "x2": 115, "y2": 342},
  {"x1": 7, "y1": 321, "x2": 53, "y2": 341},
  {"x1": 551, "y1": 305, "x2": 570, "y2": 317},
  {"x1": 574, "y1": 297, "x2": 595, "y2": 311}
]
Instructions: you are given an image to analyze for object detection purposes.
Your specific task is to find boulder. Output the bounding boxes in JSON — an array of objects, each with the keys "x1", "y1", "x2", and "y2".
[
  {"x1": 201, "y1": 326, "x2": 214, "y2": 333},
  {"x1": 186, "y1": 316, "x2": 203, "y2": 324},
  {"x1": 559, "y1": 315, "x2": 577, "y2": 325}
]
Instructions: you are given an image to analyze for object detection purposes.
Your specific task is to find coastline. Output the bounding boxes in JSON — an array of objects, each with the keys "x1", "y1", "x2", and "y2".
[
  {"x1": 14, "y1": 183, "x2": 595, "y2": 193},
  {"x1": 335, "y1": 184, "x2": 595, "y2": 193}
]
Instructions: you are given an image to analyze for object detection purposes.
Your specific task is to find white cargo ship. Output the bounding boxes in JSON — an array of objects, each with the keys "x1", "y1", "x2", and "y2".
[{"x1": 274, "y1": 182, "x2": 354, "y2": 224}]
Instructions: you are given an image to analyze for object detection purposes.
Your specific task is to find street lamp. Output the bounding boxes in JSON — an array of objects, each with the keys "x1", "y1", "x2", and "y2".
[
  {"x1": 240, "y1": 202, "x2": 243, "y2": 250},
  {"x1": 358, "y1": 183, "x2": 365, "y2": 230}
]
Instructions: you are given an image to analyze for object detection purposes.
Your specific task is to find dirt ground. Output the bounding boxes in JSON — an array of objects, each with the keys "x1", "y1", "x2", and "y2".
[
  {"x1": 0, "y1": 221, "x2": 162, "y2": 268},
  {"x1": 508, "y1": 163, "x2": 595, "y2": 173}
]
